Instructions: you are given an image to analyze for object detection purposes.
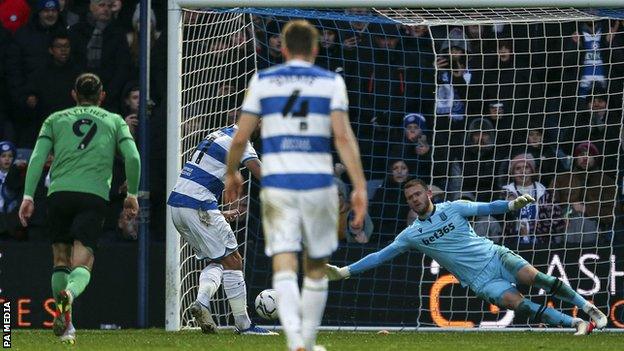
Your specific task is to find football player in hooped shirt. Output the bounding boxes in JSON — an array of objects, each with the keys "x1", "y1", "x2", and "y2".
[{"x1": 327, "y1": 178, "x2": 608, "y2": 335}]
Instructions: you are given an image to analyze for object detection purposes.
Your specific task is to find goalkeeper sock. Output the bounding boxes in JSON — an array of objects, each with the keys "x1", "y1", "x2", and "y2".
[
  {"x1": 223, "y1": 270, "x2": 251, "y2": 330},
  {"x1": 301, "y1": 276, "x2": 328, "y2": 351},
  {"x1": 533, "y1": 272, "x2": 587, "y2": 309},
  {"x1": 51, "y1": 266, "x2": 70, "y2": 303},
  {"x1": 273, "y1": 270, "x2": 303, "y2": 350},
  {"x1": 66, "y1": 266, "x2": 91, "y2": 299},
  {"x1": 197, "y1": 263, "x2": 223, "y2": 308},
  {"x1": 517, "y1": 298, "x2": 574, "y2": 327}
]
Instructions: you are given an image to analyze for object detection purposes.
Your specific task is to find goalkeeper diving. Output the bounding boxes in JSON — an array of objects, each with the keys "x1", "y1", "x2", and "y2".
[{"x1": 327, "y1": 178, "x2": 607, "y2": 334}]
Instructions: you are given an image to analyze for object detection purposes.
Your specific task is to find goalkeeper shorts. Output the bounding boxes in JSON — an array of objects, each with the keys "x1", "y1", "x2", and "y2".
[
  {"x1": 469, "y1": 245, "x2": 530, "y2": 306},
  {"x1": 170, "y1": 206, "x2": 238, "y2": 260},
  {"x1": 260, "y1": 185, "x2": 338, "y2": 259}
]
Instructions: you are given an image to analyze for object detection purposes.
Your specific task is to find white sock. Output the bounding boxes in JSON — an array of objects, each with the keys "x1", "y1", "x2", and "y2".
[
  {"x1": 301, "y1": 277, "x2": 328, "y2": 350},
  {"x1": 273, "y1": 270, "x2": 303, "y2": 350},
  {"x1": 223, "y1": 269, "x2": 251, "y2": 330},
  {"x1": 197, "y1": 263, "x2": 223, "y2": 308}
]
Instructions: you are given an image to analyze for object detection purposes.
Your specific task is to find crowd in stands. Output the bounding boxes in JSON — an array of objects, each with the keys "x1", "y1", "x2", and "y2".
[
  {"x1": 250, "y1": 10, "x2": 624, "y2": 250},
  {"x1": 0, "y1": 0, "x2": 167, "y2": 242},
  {"x1": 1, "y1": 6, "x2": 624, "y2": 254}
]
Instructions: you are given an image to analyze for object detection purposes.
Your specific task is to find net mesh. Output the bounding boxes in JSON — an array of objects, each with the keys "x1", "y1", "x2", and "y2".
[
  {"x1": 179, "y1": 9, "x2": 256, "y2": 328},
  {"x1": 176, "y1": 6, "x2": 624, "y2": 329}
]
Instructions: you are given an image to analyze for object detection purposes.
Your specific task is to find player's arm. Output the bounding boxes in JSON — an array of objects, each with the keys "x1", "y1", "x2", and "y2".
[
  {"x1": 19, "y1": 120, "x2": 54, "y2": 226},
  {"x1": 326, "y1": 233, "x2": 411, "y2": 280},
  {"x1": 225, "y1": 74, "x2": 261, "y2": 203},
  {"x1": 243, "y1": 158, "x2": 262, "y2": 180},
  {"x1": 454, "y1": 194, "x2": 536, "y2": 217},
  {"x1": 330, "y1": 75, "x2": 367, "y2": 227},
  {"x1": 117, "y1": 117, "x2": 141, "y2": 219},
  {"x1": 224, "y1": 113, "x2": 259, "y2": 203}
]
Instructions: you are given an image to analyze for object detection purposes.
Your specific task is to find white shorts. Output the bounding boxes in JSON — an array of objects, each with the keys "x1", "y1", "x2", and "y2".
[
  {"x1": 260, "y1": 186, "x2": 339, "y2": 259},
  {"x1": 170, "y1": 206, "x2": 238, "y2": 260}
]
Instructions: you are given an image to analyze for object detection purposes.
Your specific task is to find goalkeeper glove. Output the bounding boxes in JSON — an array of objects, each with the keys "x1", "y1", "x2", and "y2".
[
  {"x1": 326, "y1": 264, "x2": 351, "y2": 281},
  {"x1": 508, "y1": 194, "x2": 536, "y2": 211}
]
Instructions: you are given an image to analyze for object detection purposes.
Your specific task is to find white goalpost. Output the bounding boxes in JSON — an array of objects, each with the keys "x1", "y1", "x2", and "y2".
[{"x1": 166, "y1": 0, "x2": 624, "y2": 331}]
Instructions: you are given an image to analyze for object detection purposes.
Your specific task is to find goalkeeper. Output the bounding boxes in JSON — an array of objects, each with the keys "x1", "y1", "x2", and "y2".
[{"x1": 327, "y1": 178, "x2": 607, "y2": 335}]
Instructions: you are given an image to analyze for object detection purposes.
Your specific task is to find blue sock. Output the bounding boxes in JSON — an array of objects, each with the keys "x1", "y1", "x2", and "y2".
[
  {"x1": 533, "y1": 272, "x2": 587, "y2": 309},
  {"x1": 517, "y1": 299, "x2": 574, "y2": 327}
]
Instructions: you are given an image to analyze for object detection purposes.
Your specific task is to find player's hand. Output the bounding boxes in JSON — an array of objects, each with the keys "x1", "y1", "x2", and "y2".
[
  {"x1": 509, "y1": 194, "x2": 535, "y2": 211},
  {"x1": 18, "y1": 198, "x2": 34, "y2": 227},
  {"x1": 349, "y1": 187, "x2": 368, "y2": 229},
  {"x1": 326, "y1": 264, "x2": 350, "y2": 281},
  {"x1": 123, "y1": 196, "x2": 140, "y2": 220},
  {"x1": 224, "y1": 171, "x2": 243, "y2": 204}
]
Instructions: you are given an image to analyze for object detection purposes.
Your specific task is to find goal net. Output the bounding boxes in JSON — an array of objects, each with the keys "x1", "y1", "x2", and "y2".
[{"x1": 166, "y1": 5, "x2": 624, "y2": 330}]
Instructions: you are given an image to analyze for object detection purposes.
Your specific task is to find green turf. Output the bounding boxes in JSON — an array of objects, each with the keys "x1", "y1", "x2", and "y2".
[{"x1": 10, "y1": 329, "x2": 623, "y2": 351}]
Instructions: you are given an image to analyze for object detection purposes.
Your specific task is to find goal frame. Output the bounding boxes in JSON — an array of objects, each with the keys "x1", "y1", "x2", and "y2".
[{"x1": 165, "y1": 0, "x2": 623, "y2": 331}]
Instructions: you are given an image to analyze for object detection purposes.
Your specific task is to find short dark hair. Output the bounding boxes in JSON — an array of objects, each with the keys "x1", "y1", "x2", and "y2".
[
  {"x1": 74, "y1": 73, "x2": 103, "y2": 103},
  {"x1": 403, "y1": 178, "x2": 429, "y2": 192},
  {"x1": 281, "y1": 20, "x2": 319, "y2": 57},
  {"x1": 49, "y1": 31, "x2": 70, "y2": 48}
]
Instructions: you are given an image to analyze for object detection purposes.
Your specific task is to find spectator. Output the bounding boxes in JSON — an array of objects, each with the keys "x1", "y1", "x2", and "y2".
[
  {"x1": 58, "y1": 0, "x2": 78, "y2": 27},
  {"x1": 69, "y1": 0, "x2": 131, "y2": 111},
  {"x1": 552, "y1": 141, "x2": 619, "y2": 234},
  {"x1": 0, "y1": 141, "x2": 25, "y2": 240},
  {"x1": 336, "y1": 178, "x2": 373, "y2": 244},
  {"x1": 5, "y1": 0, "x2": 65, "y2": 109},
  {"x1": 316, "y1": 24, "x2": 343, "y2": 73},
  {"x1": 126, "y1": 3, "x2": 160, "y2": 75},
  {"x1": 519, "y1": 116, "x2": 569, "y2": 186},
  {"x1": 389, "y1": 113, "x2": 432, "y2": 184},
  {"x1": 359, "y1": 22, "x2": 406, "y2": 118},
  {"x1": 402, "y1": 24, "x2": 435, "y2": 115},
  {"x1": 571, "y1": 88, "x2": 622, "y2": 173},
  {"x1": 563, "y1": 20, "x2": 614, "y2": 97},
  {"x1": 450, "y1": 117, "x2": 501, "y2": 202},
  {"x1": 257, "y1": 19, "x2": 282, "y2": 69},
  {"x1": 483, "y1": 39, "x2": 530, "y2": 114},
  {"x1": 369, "y1": 159, "x2": 411, "y2": 241},
  {"x1": 434, "y1": 26, "x2": 483, "y2": 129},
  {"x1": 502, "y1": 153, "x2": 564, "y2": 247},
  {"x1": 18, "y1": 32, "x2": 81, "y2": 146},
  {"x1": 0, "y1": 0, "x2": 30, "y2": 33},
  {"x1": 120, "y1": 81, "x2": 138, "y2": 136},
  {"x1": 0, "y1": 24, "x2": 11, "y2": 139}
]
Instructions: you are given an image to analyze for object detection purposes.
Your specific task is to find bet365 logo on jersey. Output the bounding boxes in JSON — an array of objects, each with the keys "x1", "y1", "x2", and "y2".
[{"x1": 422, "y1": 223, "x2": 455, "y2": 246}]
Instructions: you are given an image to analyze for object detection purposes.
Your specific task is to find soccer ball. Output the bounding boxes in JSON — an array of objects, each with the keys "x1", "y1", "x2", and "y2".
[{"x1": 255, "y1": 289, "x2": 278, "y2": 320}]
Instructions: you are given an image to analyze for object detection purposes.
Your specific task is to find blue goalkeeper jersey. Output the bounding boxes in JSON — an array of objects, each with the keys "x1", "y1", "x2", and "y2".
[{"x1": 348, "y1": 200, "x2": 510, "y2": 286}]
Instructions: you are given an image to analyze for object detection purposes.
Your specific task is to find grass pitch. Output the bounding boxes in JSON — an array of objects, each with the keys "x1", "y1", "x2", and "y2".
[{"x1": 11, "y1": 329, "x2": 622, "y2": 351}]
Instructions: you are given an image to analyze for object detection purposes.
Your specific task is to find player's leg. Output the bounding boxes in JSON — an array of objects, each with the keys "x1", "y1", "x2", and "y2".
[
  {"x1": 299, "y1": 186, "x2": 339, "y2": 351},
  {"x1": 51, "y1": 243, "x2": 72, "y2": 338},
  {"x1": 171, "y1": 206, "x2": 224, "y2": 333},
  {"x1": 514, "y1": 264, "x2": 607, "y2": 328},
  {"x1": 262, "y1": 188, "x2": 304, "y2": 350},
  {"x1": 301, "y1": 255, "x2": 329, "y2": 351},
  {"x1": 47, "y1": 192, "x2": 77, "y2": 339},
  {"x1": 221, "y1": 250, "x2": 277, "y2": 335}
]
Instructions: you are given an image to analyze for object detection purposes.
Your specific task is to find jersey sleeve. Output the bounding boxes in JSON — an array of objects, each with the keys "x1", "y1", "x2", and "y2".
[
  {"x1": 348, "y1": 230, "x2": 412, "y2": 275},
  {"x1": 452, "y1": 200, "x2": 510, "y2": 217},
  {"x1": 116, "y1": 115, "x2": 135, "y2": 145},
  {"x1": 330, "y1": 74, "x2": 349, "y2": 112},
  {"x1": 241, "y1": 142, "x2": 258, "y2": 163},
  {"x1": 38, "y1": 116, "x2": 54, "y2": 141},
  {"x1": 240, "y1": 73, "x2": 261, "y2": 116}
]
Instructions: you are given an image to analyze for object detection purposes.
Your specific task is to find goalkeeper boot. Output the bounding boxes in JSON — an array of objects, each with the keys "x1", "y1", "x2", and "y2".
[
  {"x1": 53, "y1": 290, "x2": 73, "y2": 336},
  {"x1": 189, "y1": 301, "x2": 217, "y2": 334},
  {"x1": 59, "y1": 322, "x2": 76, "y2": 345},
  {"x1": 235, "y1": 324, "x2": 279, "y2": 335},
  {"x1": 573, "y1": 318, "x2": 596, "y2": 336},
  {"x1": 583, "y1": 303, "x2": 608, "y2": 329}
]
